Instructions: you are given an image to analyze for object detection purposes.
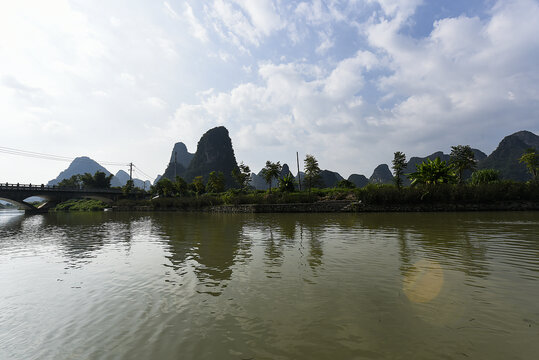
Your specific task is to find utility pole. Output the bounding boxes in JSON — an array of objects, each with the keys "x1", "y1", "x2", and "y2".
[
  {"x1": 129, "y1": 162, "x2": 133, "y2": 181},
  {"x1": 296, "y1": 151, "x2": 301, "y2": 191},
  {"x1": 174, "y1": 151, "x2": 177, "y2": 179}
]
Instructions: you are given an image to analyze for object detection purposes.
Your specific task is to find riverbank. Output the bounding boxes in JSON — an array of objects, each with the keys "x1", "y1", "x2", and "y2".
[
  {"x1": 45, "y1": 182, "x2": 539, "y2": 213},
  {"x1": 109, "y1": 200, "x2": 539, "y2": 213}
]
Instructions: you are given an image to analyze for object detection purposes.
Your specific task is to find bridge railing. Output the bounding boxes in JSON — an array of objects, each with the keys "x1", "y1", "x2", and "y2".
[{"x1": 0, "y1": 183, "x2": 122, "y2": 193}]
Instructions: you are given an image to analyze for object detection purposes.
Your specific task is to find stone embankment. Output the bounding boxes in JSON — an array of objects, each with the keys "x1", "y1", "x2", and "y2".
[
  {"x1": 111, "y1": 200, "x2": 539, "y2": 213},
  {"x1": 207, "y1": 200, "x2": 353, "y2": 213},
  {"x1": 207, "y1": 200, "x2": 539, "y2": 213}
]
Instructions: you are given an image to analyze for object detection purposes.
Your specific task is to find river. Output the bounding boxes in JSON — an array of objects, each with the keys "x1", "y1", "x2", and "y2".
[{"x1": 1, "y1": 210, "x2": 538, "y2": 359}]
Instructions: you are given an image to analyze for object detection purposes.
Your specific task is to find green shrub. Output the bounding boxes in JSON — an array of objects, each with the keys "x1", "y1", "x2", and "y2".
[
  {"x1": 470, "y1": 169, "x2": 500, "y2": 185},
  {"x1": 151, "y1": 195, "x2": 223, "y2": 210},
  {"x1": 54, "y1": 199, "x2": 108, "y2": 211},
  {"x1": 336, "y1": 179, "x2": 356, "y2": 189}
]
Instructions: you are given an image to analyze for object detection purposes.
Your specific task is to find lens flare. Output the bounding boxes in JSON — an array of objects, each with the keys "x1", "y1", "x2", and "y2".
[{"x1": 403, "y1": 259, "x2": 444, "y2": 303}]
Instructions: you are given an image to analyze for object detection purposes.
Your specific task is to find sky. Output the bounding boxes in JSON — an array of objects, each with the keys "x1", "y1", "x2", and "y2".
[{"x1": 1, "y1": 0, "x2": 539, "y2": 184}]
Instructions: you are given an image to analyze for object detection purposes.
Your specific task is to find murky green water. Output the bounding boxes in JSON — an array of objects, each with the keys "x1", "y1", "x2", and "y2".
[{"x1": 1, "y1": 210, "x2": 538, "y2": 359}]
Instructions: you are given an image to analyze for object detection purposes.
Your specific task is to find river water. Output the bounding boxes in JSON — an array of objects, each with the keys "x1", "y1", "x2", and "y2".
[{"x1": 0, "y1": 210, "x2": 538, "y2": 359}]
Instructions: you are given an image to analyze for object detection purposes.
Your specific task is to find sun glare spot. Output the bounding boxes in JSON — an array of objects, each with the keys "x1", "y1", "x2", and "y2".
[{"x1": 403, "y1": 259, "x2": 444, "y2": 303}]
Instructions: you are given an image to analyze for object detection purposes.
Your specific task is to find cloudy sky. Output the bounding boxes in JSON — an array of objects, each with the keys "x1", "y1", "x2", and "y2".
[{"x1": 1, "y1": 0, "x2": 538, "y2": 184}]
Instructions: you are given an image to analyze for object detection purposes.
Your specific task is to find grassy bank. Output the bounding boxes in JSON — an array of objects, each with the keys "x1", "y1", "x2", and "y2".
[
  {"x1": 113, "y1": 181, "x2": 539, "y2": 211},
  {"x1": 54, "y1": 199, "x2": 109, "y2": 211},
  {"x1": 355, "y1": 181, "x2": 539, "y2": 205},
  {"x1": 51, "y1": 181, "x2": 539, "y2": 212}
]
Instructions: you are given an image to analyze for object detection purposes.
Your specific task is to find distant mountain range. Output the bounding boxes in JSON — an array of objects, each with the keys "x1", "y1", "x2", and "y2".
[
  {"x1": 110, "y1": 170, "x2": 151, "y2": 190},
  {"x1": 249, "y1": 164, "x2": 293, "y2": 190},
  {"x1": 48, "y1": 156, "x2": 110, "y2": 185},
  {"x1": 249, "y1": 130, "x2": 538, "y2": 189},
  {"x1": 47, "y1": 129, "x2": 538, "y2": 191},
  {"x1": 478, "y1": 130, "x2": 539, "y2": 181},
  {"x1": 48, "y1": 156, "x2": 150, "y2": 189}
]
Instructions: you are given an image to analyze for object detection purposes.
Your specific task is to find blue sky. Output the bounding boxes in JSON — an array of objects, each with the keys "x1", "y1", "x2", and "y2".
[{"x1": 1, "y1": 0, "x2": 538, "y2": 183}]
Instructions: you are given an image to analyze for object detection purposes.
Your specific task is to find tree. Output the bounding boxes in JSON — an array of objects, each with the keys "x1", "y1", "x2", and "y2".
[
  {"x1": 58, "y1": 175, "x2": 82, "y2": 188},
  {"x1": 206, "y1": 171, "x2": 225, "y2": 193},
  {"x1": 278, "y1": 172, "x2": 296, "y2": 192},
  {"x1": 260, "y1": 161, "x2": 282, "y2": 193},
  {"x1": 392, "y1": 151, "x2": 407, "y2": 189},
  {"x1": 192, "y1": 176, "x2": 205, "y2": 195},
  {"x1": 232, "y1": 162, "x2": 251, "y2": 191},
  {"x1": 407, "y1": 157, "x2": 456, "y2": 186},
  {"x1": 519, "y1": 148, "x2": 539, "y2": 182},
  {"x1": 303, "y1": 154, "x2": 321, "y2": 194},
  {"x1": 152, "y1": 177, "x2": 175, "y2": 197},
  {"x1": 450, "y1": 145, "x2": 476, "y2": 184},
  {"x1": 80, "y1": 171, "x2": 113, "y2": 189},
  {"x1": 174, "y1": 176, "x2": 188, "y2": 196},
  {"x1": 122, "y1": 179, "x2": 134, "y2": 196}
]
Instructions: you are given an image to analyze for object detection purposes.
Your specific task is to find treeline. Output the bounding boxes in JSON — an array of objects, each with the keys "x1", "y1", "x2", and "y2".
[
  {"x1": 54, "y1": 146, "x2": 539, "y2": 211},
  {"x1": 390, "y1": 145, "x2": 538, "y2": 187},
  {"x1": 152, "y1": 146, "x2": 538, "y2": 195},
  {"x1": 144, "y1": 147, "x2": 539, "y2": 209},
  {"x1": 58, "y1": 171, "x2": 113, "y2": 189}
]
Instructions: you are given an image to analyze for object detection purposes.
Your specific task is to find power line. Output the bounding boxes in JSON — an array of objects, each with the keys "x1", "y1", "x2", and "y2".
[
  {"x1": 0, "y1": 145, "x2": 128, "y2": 166},
  {"x1": 0, "y1": 145, "x2": 158, "y2": 181},
  {"x1": 132, "y1": 164, "x2": 154, "y2": 181},
  {"x1": 0, "y1": 146, "x2": 73, "y2": 162}
]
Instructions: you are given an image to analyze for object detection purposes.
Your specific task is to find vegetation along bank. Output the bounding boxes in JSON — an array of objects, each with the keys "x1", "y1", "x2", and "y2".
[{"x1": 34, "y1": 127, "x2": 539, "y2": 213}]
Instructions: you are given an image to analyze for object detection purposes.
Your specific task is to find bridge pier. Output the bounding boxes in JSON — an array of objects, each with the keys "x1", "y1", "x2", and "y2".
[{"x1": 24, "y1": 206, "x2": 52, "y2": 214}]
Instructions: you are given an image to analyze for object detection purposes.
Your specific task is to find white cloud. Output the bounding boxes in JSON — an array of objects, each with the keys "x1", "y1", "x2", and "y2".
[
  {"x1": 295, "y1": 0, "x2": 348, "y2": 25},
  {"x1": 92, "y1": 90, "x2": 109, "y2": 97},
  {"x1": 109, "y1": 16, "x2": 121, "y2": 27},
  {"x1": 159, "y1": 0, "x2": 539, "y2": 176},
  {"x1": 209, "y1": 0, "x2": 261, "y2": 47},
  {"x1": 2, "y1": 0, "x2": 539, "y2": 183},
  {"x1": 146, "y1": 97, "x2": 167, "y2": 109},
  {"x1": 208, "y1": 0, "x2": 285, "y2": 49},
  {"x1": 324, "y1": 51, "x2": 378, "y2": 99},
  {"x1": 0, "y1": 0, "x2": 218, "y2": 182},
  {"x1": 119, "y1": 72, "x2": 136, "y2": 86},
  {"x1": 315, "y1": 31, "x2": 335, "y2": 55},
  {"x1": 161, "y1": 52, "x2": 379, "y2": 173},
  {"x1": 362, "y1": 0, "x2": 539, "y2": 152},
  {"x1": 163, "y1": 1, "x2": 180, "y2": 19},
  {"x1": 286, "y1": 22, "x2": 302, "y2": 44},
  {"x1": 156, "y1": 37, "x2": 178, "y2": 58},
  {"x1": 296, "y1": 0, "x2": 329, "y2": 25},
  {"x1": 218, "y1": 51, "x2": 233, "y2": 62},
  {"x1": 231, "y1": 0, "x2": 284, "y2": 36},
  {"x1": 370, "y1": 0, "x2": 423, "y2": 20},
  {"x1": 184, "y1": 3, "x2": 209, "y2": 42}
]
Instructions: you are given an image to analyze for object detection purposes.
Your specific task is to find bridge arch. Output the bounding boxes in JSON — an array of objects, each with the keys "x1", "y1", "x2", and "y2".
[
  {"x1": 0, "y1": 183, "x2": 122, "y2": 213},
  {"x1": 0, "y1": 197, "x2": 35, "y2": 211}
]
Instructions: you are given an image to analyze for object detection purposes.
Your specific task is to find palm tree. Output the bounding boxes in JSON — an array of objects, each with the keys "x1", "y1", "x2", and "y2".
[
  {"x1": 279, "y1": 173, "x2": 296, "y2": 192},
  {"x1": 260, "y1": 161, "x2": 282, "y2": 193},
  {"x1": 304, "y1": 154, "x2": 321, "y2": 194},
  {"x1": 392, "y1": 151, "x2": 407, "y2": 189},
  {"x1": 407, "y1": 157, "x2": 456, "y2": 186},
  {"x1": 232, "y1": 162, "x2": 251, "y2": 191}
]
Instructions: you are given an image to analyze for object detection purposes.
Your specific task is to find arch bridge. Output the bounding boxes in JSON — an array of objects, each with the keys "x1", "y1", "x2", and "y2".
[{"x1": 0, "y1": 183, "x2": 122, "y2": 213}]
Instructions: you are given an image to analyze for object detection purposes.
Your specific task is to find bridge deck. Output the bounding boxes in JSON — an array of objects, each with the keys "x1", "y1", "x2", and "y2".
[{"x1": 0, "y1": 183, "x2": 122, "y2": 194}]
